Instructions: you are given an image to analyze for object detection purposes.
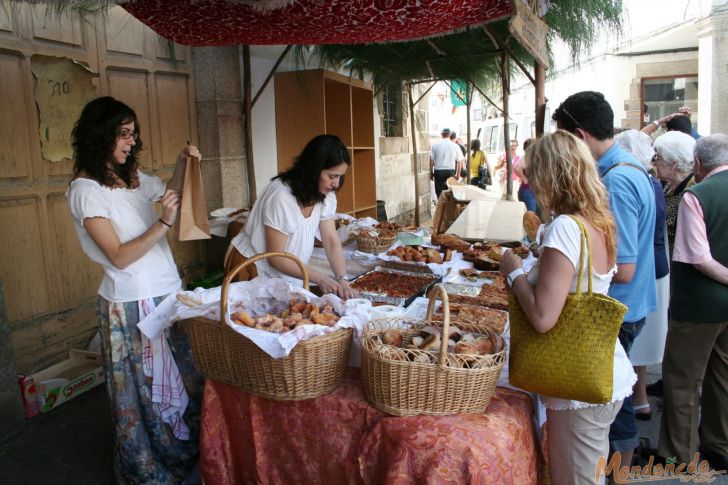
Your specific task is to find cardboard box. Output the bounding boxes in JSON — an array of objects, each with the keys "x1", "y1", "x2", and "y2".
[
  {"x1": 17, "y1": 374, "x2": 40, "y2": 419},
  {"x1": 32, "y1": 349, "x2": 105, "y2": 413}
]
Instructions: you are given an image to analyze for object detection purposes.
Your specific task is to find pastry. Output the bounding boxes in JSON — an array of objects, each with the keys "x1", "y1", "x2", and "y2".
[{"x1": 523, "y1": 211, "x2": 541, "y2": 242}]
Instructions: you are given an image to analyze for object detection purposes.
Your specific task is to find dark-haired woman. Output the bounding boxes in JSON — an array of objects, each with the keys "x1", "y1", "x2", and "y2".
[
  {"x1": 66, "y1": 96, "x2": 203, "y2": 484},
  {"x1": 228, "y1": 134, "x2": 357, "y2": 299}
]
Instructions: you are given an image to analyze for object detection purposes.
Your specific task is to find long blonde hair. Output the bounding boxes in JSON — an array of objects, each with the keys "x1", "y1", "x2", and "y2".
[{"x1": 525, "y1": 130, "x2": 617, "y2": 265}]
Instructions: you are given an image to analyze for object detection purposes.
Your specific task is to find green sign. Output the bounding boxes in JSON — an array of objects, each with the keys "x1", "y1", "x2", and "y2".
[{"x1": 450, "y1": 80, "x2": 468, "y2": 107}]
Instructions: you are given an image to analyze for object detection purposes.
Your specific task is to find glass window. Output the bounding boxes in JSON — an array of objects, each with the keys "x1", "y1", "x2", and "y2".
[
  {"x1": 382, "y1": 84, "x2": 402, "y2": 137},
  {"x1": 642, "y1": 76, "x2": 698, "y2": 129}
]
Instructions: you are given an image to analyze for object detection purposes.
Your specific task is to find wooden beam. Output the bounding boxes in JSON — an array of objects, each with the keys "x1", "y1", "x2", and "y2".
[
  {"x1": 407, "y1": 82, "x2": 421, "y2": 226},
  {"x1": 501, "y1": 49, "x2": 513, "y2": 200},
  {"x1": 413, "y1": 81, "x2": 437, "y2": 107},
  {"x1": 484, "y1": 26, "x2": 535, "y2": 87},
  {"x1": 242, "y1": 45, "x2": 256, "y2": 203},
  {"x1": 251, "y1": 45, "x2": 291, "y2": 108},
  {"x1": 535, "y1": 61, "x2": 546, "y2": 136}
]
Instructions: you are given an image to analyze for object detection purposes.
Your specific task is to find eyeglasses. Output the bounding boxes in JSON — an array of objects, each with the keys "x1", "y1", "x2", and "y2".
[
  {"x1": 560, "y1": 108, "x2": 583, "y2": 130},
  {"x1": 119, "y1": 129, "x2": 139, "y2": 141},
  {"x1": 651, "y1": 153, "x2": 663, "y2": 165}
]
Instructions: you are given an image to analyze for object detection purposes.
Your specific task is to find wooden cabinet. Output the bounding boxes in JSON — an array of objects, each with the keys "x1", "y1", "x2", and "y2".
[{"x1": 274, "y1": 69, "x2": 377, "y2": 218}]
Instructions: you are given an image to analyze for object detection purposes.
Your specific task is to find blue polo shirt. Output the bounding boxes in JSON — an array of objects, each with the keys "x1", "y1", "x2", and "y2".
[{"x1": 598, "y1": 143, "x2": 657, "y2": 322}]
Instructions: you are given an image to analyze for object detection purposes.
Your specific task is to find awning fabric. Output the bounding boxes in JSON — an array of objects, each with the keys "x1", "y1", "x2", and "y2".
[{"x1": 122, "y1": 0, "x2": 513, "y2": 46}]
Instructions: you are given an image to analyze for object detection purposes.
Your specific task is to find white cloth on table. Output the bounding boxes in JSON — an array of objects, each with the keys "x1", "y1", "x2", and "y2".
[
  {"x1": 629, "y1": 273, "x2": 669, "y2": 366},
  {"x1": 65, "y1": 172, "x2": 181, "y2": 303},
  {"x1": 231, "y1": 178, "x2": 336, "y2": 285},
  {"x1": 526, "y1": 215, "x2": 636, "y2": 410}
]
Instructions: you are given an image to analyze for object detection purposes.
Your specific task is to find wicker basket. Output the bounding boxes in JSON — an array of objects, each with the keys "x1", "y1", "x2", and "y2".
[
  {"x1": 356, "y1": 230, "x2": 398, "y2": 254},
  {"x1": 360, "y1": 284, "x2": 506, "y2": 416},
  {"x1": 182, "y1": 251, "x2": 353, "y2": 401}
]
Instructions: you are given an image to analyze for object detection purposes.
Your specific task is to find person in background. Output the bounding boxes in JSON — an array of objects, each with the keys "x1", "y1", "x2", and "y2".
[
  {"x1": 658, "y1": 134, "x2": 728, "y2": 471},
  {"x1": 642, "y1": 130, "x2": 697, "y2": 399},
  {"x1": 227, "y1": 134, "x2": 357, "y2": 299},
  {"x1": 430, "y1": 127, "x2": 465, "y2": 198},
  {"x1": 653, "y1": 131, "x2": 697, "y2": 259},
  {"x1": 66, "y1": 96, "x2": 203, "y2": 484},
  {"x1": 553, "y1": 91, "x2": 656, "y2": 476},
  {"x1": 614, "y1": 129, "x2": 668, "y2": 422},
  {"x1": 514, "y1": 138, "x2": 537, "y2": 212},
  {"x1": 494, "y1": 139, "x2": 521, "y2": 197},
  {"x1": 469, "y1": 138, "x2": 489, "y2": 188},
  {"x1": 450, "y1": 132, "x2": 468, "y2": 178},
  {"x1": 500, "y1": 130, "x2": 635, "y2": 484},
  {"x1": 641, "y1": 106, "x2": 700, "y2": 139}
]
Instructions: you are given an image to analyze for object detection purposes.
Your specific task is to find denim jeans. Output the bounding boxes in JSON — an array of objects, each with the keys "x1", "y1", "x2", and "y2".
[
  {"x1": 518, "y1": 185, "x2": 538, "y2": 213},
  {"x1": 609, "y1": 317, "x2": 647, "y2": 453}
]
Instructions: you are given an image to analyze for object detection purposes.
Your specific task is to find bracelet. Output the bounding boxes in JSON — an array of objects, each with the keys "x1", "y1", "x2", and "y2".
[
  {"x1": 159, "y1": 218, "x2": 173, "y2": 228},
  {"x1": 506, "y1": 267, "x2": 526, "y2": 288},
  {"x1": 653, "y1": 120, "x2": 660, "y2": 127},
  {"x1": 333, "y1": 275, "x2": 348, "y2": 282}
]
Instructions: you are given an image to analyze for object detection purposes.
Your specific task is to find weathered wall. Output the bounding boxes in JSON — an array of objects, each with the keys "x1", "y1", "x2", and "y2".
[{"x1": 374, "y1": 85, "x2": 431, "y2": 224}]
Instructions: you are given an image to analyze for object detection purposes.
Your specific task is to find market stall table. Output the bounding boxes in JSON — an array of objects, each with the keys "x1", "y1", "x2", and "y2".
[{"x1": 200, "y1": 368, "x2": 542, "y2": 484}]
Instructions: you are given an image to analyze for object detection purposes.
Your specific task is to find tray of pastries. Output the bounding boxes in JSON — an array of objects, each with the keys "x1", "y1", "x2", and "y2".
[
  {"x1": 430, "y1": 302, "x2": 508, "y2": 335},
  {"x1": 429, "y1": 273, "x2": 509, "y2": 311},
  {"x1": 349, "y1": 267, "x2": 441, "y2": 306}
]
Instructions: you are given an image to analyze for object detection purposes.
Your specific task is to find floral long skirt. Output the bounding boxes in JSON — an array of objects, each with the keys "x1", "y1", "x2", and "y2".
[{"x1": 98, "y1": 296, "x2": 204, "y2": 485}]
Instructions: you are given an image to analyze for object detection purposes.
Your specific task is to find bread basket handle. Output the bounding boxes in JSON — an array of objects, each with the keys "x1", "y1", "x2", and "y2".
[
  {"x1": 424, "y1": 283, "x2": 451, "y2": 367},
  {"x1": 220, "y1": 251, "x2": 310, "y2": 320}
]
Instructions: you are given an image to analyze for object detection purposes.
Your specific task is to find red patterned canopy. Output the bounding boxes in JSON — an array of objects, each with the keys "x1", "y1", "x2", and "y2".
[{"x1": 123, "y1": 0, "x2": 513, "y2": 46}]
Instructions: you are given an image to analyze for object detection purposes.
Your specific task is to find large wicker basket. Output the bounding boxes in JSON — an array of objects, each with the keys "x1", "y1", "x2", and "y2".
[
  {"x1": 356, "y1": 230, "x2": 398, "y2": 254},
  {"x1": 182, "y1": 251, "x2": 353, "y2": 401},
  {"x1": 361, "y1": 284, "x2": 505, "y2": 416}
]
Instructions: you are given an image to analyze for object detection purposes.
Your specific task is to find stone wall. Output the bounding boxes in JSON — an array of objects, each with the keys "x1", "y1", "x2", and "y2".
[
  {"x1": 622, "y1": 57, "x2": 698, "y2": 130},
  {"x1": 375, "y1": 84, "x2": 431, "y2": 224}
]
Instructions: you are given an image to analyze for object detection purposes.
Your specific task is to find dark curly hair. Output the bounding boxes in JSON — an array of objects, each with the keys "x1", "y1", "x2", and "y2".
[
  {"x1": 552, "y1": 91, "x2": 614, "y2": 141},
  {"x1": 71, "y1": 96, "x2": 142, "y2": 187},
  {"x1": 276, "y1": 134, "x2": 351, "y2": 206}
]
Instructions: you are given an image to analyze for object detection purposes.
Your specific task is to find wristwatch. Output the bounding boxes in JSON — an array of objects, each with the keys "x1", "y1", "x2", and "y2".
[
  {"x1": 653, "y1": 120, "x2": 660, "y2": 128},
  {"x1": 506, "y1": 268, "x2": 526, "y2": 288},
  {"x1": 334, "y1": 275, "x2": 348, "y2": 282}
]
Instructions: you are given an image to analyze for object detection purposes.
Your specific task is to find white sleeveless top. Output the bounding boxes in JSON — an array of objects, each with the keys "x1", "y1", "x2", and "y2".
[
  {"x1": 231, "y1": 178, "x2": 336, "y2": 285},
  {"x1": 527, "y1": 215, "x2": 636, "y2": 410},
  {"x1": 66, "y1": 172, "x2": 181, "y2": 303}
]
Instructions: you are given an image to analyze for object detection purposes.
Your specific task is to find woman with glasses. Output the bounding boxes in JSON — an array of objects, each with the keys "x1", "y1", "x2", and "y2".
[
  {"x1": 66, "y1": 96, "x2": 203, "y2": 484},
  {"x1": 652, "y1": 131, "x2": 697, "y2": 258}
]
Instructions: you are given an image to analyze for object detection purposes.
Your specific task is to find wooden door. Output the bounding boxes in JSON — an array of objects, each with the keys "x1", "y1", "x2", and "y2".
[{"x1": 0, "y1": 5, "x2": 204, "y2": 373}]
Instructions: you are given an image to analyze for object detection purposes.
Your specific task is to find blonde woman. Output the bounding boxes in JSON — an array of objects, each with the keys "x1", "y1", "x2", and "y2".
[{"x1": 500, "y1": 131, "x2": 636, "y2": 484}]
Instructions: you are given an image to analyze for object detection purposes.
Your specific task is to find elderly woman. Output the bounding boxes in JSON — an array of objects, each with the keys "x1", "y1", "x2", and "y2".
[
  {"x1": 614, "y1": 129, "x2": 669, "y2": 421},
  {"x1": 652, "y1": 131, "x2": 697, "y2": 257}
]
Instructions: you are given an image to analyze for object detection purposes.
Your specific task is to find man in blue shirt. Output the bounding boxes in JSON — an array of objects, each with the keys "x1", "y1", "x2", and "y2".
[{"x1": 553, "y1": 91, "x2": 657, "y2": 474}]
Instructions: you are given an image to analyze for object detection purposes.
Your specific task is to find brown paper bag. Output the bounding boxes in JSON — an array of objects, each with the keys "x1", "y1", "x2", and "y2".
[{"x1": 177, "y1": 156, "x2": 211, "y2": 240}]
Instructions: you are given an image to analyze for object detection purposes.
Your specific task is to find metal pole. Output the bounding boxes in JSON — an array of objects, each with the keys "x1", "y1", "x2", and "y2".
[{"x1": 407, "y1": 82, "x2": 421, "y2": 226}]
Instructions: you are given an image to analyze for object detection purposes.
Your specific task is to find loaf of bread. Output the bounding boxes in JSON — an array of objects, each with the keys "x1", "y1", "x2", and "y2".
[{"x1": 523, "y1": 211, "x2": 541, "y2": 242}]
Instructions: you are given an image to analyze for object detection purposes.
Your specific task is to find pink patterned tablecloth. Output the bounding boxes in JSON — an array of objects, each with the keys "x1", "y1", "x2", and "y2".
[{"x1": 200, "y1": 368, "x2": 542, "y2": 484}]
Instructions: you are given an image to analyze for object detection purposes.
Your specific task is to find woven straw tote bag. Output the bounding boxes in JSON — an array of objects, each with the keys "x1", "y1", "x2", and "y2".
[{"x1": 508, "y1": 216, "x2": 627, "y2": 404}]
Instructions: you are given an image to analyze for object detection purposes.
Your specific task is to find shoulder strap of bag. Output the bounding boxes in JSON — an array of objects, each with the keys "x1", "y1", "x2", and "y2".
[
  {"x1": 565, "y1": 215, "x2": 593, "y2": 296},
  {"x1": 602, "y1": 162, "x2": 650, "y2": 182}
]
